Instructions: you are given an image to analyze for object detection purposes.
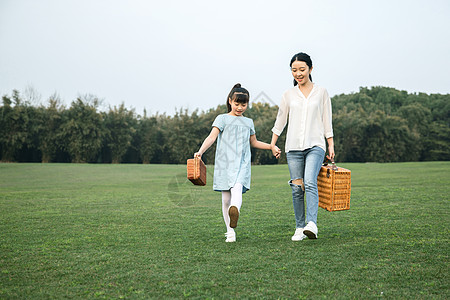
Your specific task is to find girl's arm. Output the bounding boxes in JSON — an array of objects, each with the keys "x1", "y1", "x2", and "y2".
[
  {"x1": 194, "y1": 127, "x2": 220, "y2": 158},
  {"x1": 250, "y1": 134, "x2": 281, "y2": 158}
]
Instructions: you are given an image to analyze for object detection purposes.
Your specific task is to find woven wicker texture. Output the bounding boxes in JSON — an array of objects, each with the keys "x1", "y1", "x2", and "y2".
[
  {"x1": 187, "y1": 158, "x2": 207, "y2": 186},
  {"x1": 317, "y1": 165, "x2": 351, "y2": 211}
]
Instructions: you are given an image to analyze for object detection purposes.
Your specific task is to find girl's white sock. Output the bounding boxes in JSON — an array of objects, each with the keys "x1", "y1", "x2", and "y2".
[
  {"x1": 230, "y1": 183, "x2": 243, "y2": 212},
  {"x1": 222, "y1": 191, "x2": 232, "y2": 232},
  {"x1": 222, "y1": 183, "x2": 244, "y2": 232}
]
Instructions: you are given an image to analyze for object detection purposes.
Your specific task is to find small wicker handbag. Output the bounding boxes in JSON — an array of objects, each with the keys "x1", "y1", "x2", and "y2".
[{"x1": 186, "y1": 157, "x2": 207, "y2": 186}]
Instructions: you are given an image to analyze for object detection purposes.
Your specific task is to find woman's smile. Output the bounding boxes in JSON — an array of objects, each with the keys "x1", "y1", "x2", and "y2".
[{"x1": 291, "y1": 60, "x2": 313, "y2": 87}]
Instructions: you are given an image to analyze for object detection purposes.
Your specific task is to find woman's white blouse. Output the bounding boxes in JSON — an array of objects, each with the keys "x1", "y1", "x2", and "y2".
[{"x1": 272, "y1": 84, "x2": 333, "y2": 153}]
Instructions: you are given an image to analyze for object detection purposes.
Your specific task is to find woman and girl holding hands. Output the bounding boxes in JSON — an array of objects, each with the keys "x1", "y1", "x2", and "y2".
[{"x1": 194, "y1": 52, "x2": 335, "y2": 243}]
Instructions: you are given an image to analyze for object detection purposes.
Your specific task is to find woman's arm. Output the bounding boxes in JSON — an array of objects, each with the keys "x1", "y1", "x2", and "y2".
[
  {"x1": 326, "y1": 137, "x2": 335, "y2": 161},
  {"x1": 194, "y1": 127, "x2": 220, "y2": 158},
  {"x1": 270, "y1": 95, "x2": 288, "y2": 159},
  {"x1": 270, "y1": 133, "x2": 281, "y2": 159},
  {"x1": 250, "y1": 134, "x2": 281, "y2": 157},
  {"x1": 322, "y1": 89, "x2": 334, "y2": 161},
  {"x1": 271, "y1": 95, "x2": 288, "y2": 137}
]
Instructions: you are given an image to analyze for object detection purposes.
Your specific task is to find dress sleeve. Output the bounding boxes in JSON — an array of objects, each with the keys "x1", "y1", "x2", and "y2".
[
  {"x1": 212, "y1": 114, "x2": 224, "y2": 131},
  {"x1": 271, "y1": 94, "x2": 288, "y2": 136},
  {"x1": 250, "y1": 119, "x2": 256, "y2": 135},
  {"x1": 322, "y1": 89, "x2": 334, "y2": 138}
]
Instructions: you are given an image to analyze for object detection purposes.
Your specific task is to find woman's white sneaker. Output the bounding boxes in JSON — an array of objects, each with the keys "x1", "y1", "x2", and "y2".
[
  {"x1": 291, "y1": 228, "x2": 307, "y2": 241},
  {"x1": 225, "y1": 231, "x2": 236, "y2": 243},
  {"x1": 303, "y1": 221, "x2": 318, "y2": 239}
]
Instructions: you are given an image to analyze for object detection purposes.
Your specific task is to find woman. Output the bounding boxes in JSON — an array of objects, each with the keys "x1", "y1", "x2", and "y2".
[{"x1": 271, "y1": 52, "x2": 335, "y2": 241}]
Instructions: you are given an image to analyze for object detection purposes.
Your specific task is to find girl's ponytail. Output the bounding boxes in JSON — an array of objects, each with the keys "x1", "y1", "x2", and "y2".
[{"x1": 227, "y1": 83, "x2": 242, "y2": 100}]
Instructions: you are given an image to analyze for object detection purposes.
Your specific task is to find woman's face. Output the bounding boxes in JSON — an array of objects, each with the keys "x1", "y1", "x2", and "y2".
[
  {"x1": 291, "y1": 60, "x2": 313, "y2": 86},
  {"x1": 228, "y1": 95, "x2": 248, "y2": 116}
]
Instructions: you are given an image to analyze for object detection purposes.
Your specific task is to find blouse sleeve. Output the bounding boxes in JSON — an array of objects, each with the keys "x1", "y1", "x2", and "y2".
[
  {"x1": 271, "y1": 94, "x2": 288, "y2": 136},
  {"x1": 322, "y1": 89, "x2": 334, "y2": 139},
  {"x1": 212, "y1": 114, "x2": 224, "y2": 131}
]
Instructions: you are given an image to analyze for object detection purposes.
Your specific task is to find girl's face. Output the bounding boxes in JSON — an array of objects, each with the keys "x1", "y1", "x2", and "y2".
[
  {"x1": 228, "y1": 95, "x2": 248, "y2": 117},
  {"x1": 291, "y1": 60, "x2": 313, "y2": 86}
]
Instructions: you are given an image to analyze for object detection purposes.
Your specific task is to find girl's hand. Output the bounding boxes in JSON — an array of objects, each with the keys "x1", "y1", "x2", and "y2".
[
  {"x1": 194, "y1": 152, "x2": 202, "y2": 158},
  {"x1": 271, "y1": 145, "x2": 281, "y2": 159}
]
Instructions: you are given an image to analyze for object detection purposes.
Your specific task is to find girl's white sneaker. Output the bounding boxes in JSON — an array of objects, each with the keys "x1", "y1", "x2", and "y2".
[
  {"x1": 291, "y1": 228, "x2": 307, "y2": 241},
  {"x1": 225, "y1": 231, "x2": 236, "y2": 243},
  {"x1": 228, "y1": 206, "x2": 239, "y2": 228}
]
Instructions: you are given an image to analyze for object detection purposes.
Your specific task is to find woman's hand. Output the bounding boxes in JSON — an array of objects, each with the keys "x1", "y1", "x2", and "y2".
[
  {"x1": 271, "y1": 145, "x2": 281, "y2": 159},
  {"x1": 194, "y1": 152, "x2": 202, "y2": 158},
  {"x1": 326, "y1": 145, "x2": 335, "y2": 162},
  {"x1": 326, "y1": 137, "x2": 335, "y2": 161}
]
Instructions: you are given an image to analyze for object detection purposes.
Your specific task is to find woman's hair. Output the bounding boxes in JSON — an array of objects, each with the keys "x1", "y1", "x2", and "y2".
[
  {"x1": 226, "y1": 83, "x2": 250, "y2": 112},
  {"x1": 290, "y1": 52, "x2": 313, "y2": 86}
]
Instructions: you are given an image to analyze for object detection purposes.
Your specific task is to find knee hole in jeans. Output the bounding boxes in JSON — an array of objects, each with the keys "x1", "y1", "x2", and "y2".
[{"x1": 289, "y1": 178, "x2": 305, "y2": 192}]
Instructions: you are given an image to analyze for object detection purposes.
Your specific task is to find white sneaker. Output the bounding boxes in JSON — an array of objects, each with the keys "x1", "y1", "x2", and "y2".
[
  {"x1": 225, "y1": 231, "x2": 236, "y2": 243},
  {"x1": 291, "y1": 228, "x2": 307, "y2": 241},
  {"x1": 303, "y1": 221, "x2": 318, "y2": 239}
]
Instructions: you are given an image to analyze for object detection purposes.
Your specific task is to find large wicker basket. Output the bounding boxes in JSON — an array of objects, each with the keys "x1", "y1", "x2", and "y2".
[
  {"x1": 317, "y1": 163, "x2": 351, "y2": 211},
  {"x1": 187, "y1": 157, "x2": 207, "y2": 186}
]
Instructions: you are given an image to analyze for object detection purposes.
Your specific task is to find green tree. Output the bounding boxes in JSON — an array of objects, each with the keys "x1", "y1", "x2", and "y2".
[
  {"x1": 330, "y1": 86, "x2": 450, "y2": 162},
  {"x1": 423, "y1": 121, "x2": 450, "y2": 161},
  {"x1": 60, "y1": 98, "x2": 104, "y2": 163},
  {"x1": 166, "y1": 109, "x2": 206, "y2": 164},
  {"x1": 104, "y1": 103, "x2": 136, "y2": 163},
  {"x1": 332, "y1": 107, "x2": 367, "y2": 162},
  {"x1": 1, "y1": 86, "x2": 448, "y2": 163},
  {"x1": 359, "y1": 110, "x2": 418, "y2": 162},
  {"x1": 0, "y1": 91, "x2": 29, "y2": 162},
  {"x1": 37, "y1": 94, "x2": 65, "y2": 163},
  {"x1": 136, "y1": 111, "x2": 169, "y2": 164}
]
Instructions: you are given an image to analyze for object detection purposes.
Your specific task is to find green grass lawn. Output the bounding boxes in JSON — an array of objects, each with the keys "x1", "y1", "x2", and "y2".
[{"x1": 0, "y1": 162, "x2": 449, "y2": 299}]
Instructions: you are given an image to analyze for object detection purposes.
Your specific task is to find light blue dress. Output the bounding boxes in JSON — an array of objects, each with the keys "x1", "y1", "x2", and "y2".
[{"x1": 212, "y1": 114, "x2": 255, "y2": 193}]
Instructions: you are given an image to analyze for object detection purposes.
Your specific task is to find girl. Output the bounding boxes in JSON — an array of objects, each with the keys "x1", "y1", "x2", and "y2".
[
  {"x1": 270, "y1": 52, "x2": 335, "y2": 241},
  {"x1": 194, "y1": 83, "x2": 280, "y2": 243}
]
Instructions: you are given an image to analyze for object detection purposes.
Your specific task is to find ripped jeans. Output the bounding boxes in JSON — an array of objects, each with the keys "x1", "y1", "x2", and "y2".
[{"x1": 286, "y1": 147, "x2": 325, "y2": 228}]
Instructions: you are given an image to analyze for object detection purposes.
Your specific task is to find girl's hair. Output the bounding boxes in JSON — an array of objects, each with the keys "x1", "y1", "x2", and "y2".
[
  {"x1": 290, "y1": 52, "x2": 313, "y2": 86},
  {"x1": 226, "y1": 83, "x2": 250, "y2": 112}
]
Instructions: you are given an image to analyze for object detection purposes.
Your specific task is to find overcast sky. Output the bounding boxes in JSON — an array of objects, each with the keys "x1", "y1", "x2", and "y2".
[{"x1": 1, "y1": 0, "x2": 449, "y2": 116}]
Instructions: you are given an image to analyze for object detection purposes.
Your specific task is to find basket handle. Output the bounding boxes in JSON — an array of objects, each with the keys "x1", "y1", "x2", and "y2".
[{"x1": 323, "y1": 158, "x2": 338, "y2": 171}]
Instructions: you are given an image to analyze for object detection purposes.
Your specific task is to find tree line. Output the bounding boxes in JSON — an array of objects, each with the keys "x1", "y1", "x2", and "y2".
[{"x1": 0, "y1": 86, "x2": 448, "y2": 164}]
